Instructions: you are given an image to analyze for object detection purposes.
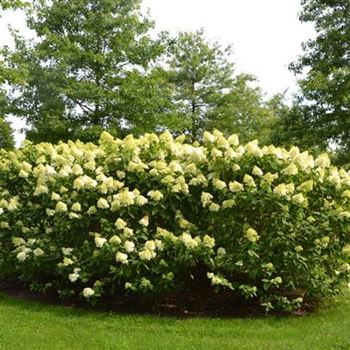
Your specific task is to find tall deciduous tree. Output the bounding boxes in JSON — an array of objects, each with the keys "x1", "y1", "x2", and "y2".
[
  {"x1": 281, "y1": 0, "x2": 350, "y2": 163},
  {"x1": 1, "y1": 0, "x2": 165, "y2": 142},
  {"x1": 164, "y1": 30, "x2": 277, "y2": 143},
  {"x1": 208, "y1": 74, "x2": 279, "y2": 144}
]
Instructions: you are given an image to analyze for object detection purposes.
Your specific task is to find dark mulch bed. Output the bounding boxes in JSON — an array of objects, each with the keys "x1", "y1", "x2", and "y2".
[{"x1": 0, "y1": 278, "x2": 315, "y2": 318}]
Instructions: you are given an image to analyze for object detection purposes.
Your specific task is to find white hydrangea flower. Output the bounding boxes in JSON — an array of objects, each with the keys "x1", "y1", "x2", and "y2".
[
  {"x1": 124, "y1": 240, "x2": 135, "y2": 253},
  {"x1": 155, "y1": 239, "x2": 164, "y2": 251},
  {"x1": 201, "y1": 191, "x2": 213, "y2": 207},
  {"x1": 211, "y1": 148, "x2": 222, "y2": 158},
  {"x1": 228, "y1": 134, "x2": 239, "y2": 146},
  {"x1": 298, "y1": 180, "x2": 314, "y2": 192},
  {"x1": 229, "y1": 181, "x2": 244, "y2": 192},
  {"x1": 51, "y1": 192, "x2": 61, "y2": 201},
  {"x1": 60, "y1": 186, "x2": 69, "y2": 193},
  {"x1": 95, "y1": 237, "x2": 107, "y2": 248},
  {"x1": 282, "y1": 163, "x2": 298, "y2": 176},
  {"x1": 123, "y1": 227, "x2": 134, "y2": 237},
  {"x1": 342, "y1": 190, "x2": 350, "y2": 199},
  {"x1": 243, "y1": 174, "x2": 256, "y2": 187},
  {"x1": 34, "y1": 185, "x2": 49, "y2": 196},
  {"x1": 222, "y1": 199, "x2": 236, "y2": 209},
  {"x1": 140, "y1": 277, "x2": 152, "y2": 289},
  {"x1": 212, "y1": 178, "x2": 227, "y2": 191},
  {"x1": 217, "y1": 247, "x2": 226, "y2": 255},
  {"x1": 144, "y1": 240, "x2": 156, "y2": 251},
  {"x1": 147, "y1": 190, "x2": 163, "y2": 201},
  {"x1": 252, "y1": 166, "x2": 263, "y2": 177},
  {"x1": 73, "y1": 177, "x2": 85, "y2": 190},
  {"x1": 69, "y1": 273, "x2": 79, "y2": 283},
  {"x1": 245, "y1": 140, "x2": 261, "y2": 156},
  {"x1": 33, "y1": 248, "x2": 44, "y2": 257},
  {"x1": 12, "y1": 237, "x2": 26, "y2": 246},
  {"x1": 55, "y1": 201, "x2": 68, "y2": 212},
  {"x1": 116, "y1": 170, "x2": 126, "y2": 179},
  {"x1": 71, "y1": 202, "x2": 81, "y2": 212},
  {"x1": 203, "y1": 235, "x2": 215, "y2": 248},
  {"x1": 271, "y1": 276, "x2": 282, "y2": 285},
  {"x1": 273, "y1": 183, "x2": 287, "y2": 196},
  {"x1": 63, "y1": 257, "x2": 74, "y2": 266},
  {"x1": 124, "y1": 282, "x2": 133, "y2": 289},
  {"x1": 109, "y1": 235, "x2": 122, "y2": 244},
  {"x1": 21, "y1": 161, "x2": 32, "y2": 172},
  {"x1": 115, "y1": 251, "x2": 128, "y2": 264},
  {"x1": 84, "y1": 161, "x2": 96, "y2": 171},
  {"x1": 291, "y1": 193, "x2": 306, "y2": 206},
  {"x1": 180, "y1": 232, "x2": 198, "y2": 249},
  {"x1": 139, "y1": 249, "x2": 155, "y2": 261},
  {"x1": 0, "y1": 221, "x2": 9, "y2": 229},
  {"x1": 203, "y1": 131, "x2": 215, "y2": 143},
  {"x1": 72, "y1": 164, "x2": 84, "y2": 176},
  {"x1": 19, "y1": 169, "x2": 29, "y2": 178},
  {"x1": 315, "y1": 153, "x2": 330, "y2": 168},
  {"x1": 245, "y1": 228, "x2": 260, "y2": 243},
  {"x1": 87, "y1": 206, "x2": 97, "y2": 215},
  {"x1": 209, "y1": 203, "x2": 220, "y2": 212},
  {"x1": 17, "y1": 251, "x2": 28, "y2": 262},
  {"x1": 82, "y1": 287, "x2": 95, "y2": 298},
  {"x1": 115, "y1": 218, "x2": 127, "y2": 230},
  {"x1": 262, "y1": 172, "x2": 278, "y2": 183},
  {"x1": 62, "y1": 247, "x2": 73, "y2": 255},
  {"x1": 97, "y1": 198, "x2": 109, "y2": 209},
  {"x1": 139, "y1": 215, "x2": 149, "y2": 227},
  {"x1": 68, "y1": 212, "x2": 80, "y2": 219},
  {"x1": 8, "y1": 197, "x2": 19, "y2": 211}
]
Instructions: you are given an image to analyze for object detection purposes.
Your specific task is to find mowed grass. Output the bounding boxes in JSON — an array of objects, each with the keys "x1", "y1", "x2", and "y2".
[{"x1": 0, "y1": 291, "x2": 350, "y2": 350}]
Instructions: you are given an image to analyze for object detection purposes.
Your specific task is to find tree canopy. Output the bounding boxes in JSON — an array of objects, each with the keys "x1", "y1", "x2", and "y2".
[
  {"x1": 0, "y1": 0, "x2": 282, "y2": 145},
  {"x1": 278, "y1": 0, "x2": 350, "y2": 164},
  {"x1": 1, "y1": 0, "x2": 165, "y2": 142},
  {"x1": 161, "y1": 30, "x2": 276, "y2": 143}
]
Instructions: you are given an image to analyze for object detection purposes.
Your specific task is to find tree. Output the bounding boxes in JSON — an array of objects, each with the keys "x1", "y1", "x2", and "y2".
[
  {"x1": 0, "y1": 0, "x2": 29, "y2": 11},
  {"x1": 1, "y1": 0, "x2": 165, "y2": 143},
  {"x1": 162, "y1": 30, "x2": 279, "y2": 143},
  {"x1": 0, "y1": 116, "x2": 14, "y2": 149},
  {"x1": 208, "y1": 74, "x2": 279, "y2": 144},
  {"x1": 164, "y1": 30, "x2": 235, "y2": 140},
  {"x1": 283, "y1": 0, "x2": 350, "y2": 163}
]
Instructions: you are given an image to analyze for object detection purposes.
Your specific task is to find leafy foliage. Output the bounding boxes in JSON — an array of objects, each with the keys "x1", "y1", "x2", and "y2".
[
  {"x1": 0, "y1": 117, "x2": 14, "y2": 149},
  {"x1": 0, "y1": 0, "x2": 29, "y2": 11},
  {"x1": 162, "y1": 31, "x2": 277, "y2": 143},
  {"x1": 0, "y1": 3, "x2": 281, "y2": 145},
  {"x1": 0, "y1": 130, "x2": 349, "y2": 312},
  {"x1": 163, "y1": 30, "x2": 234, "y2": 139},
  {"x1": 1, "y1": 0, "x2": 165, "y2": 143},
  {"x1": 279, "y1": 0, "x2": 350, "y2": 164}
]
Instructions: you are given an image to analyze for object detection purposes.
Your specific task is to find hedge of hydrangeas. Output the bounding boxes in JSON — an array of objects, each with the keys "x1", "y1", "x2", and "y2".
[{"x1": 1, "y1": 130, "x2": 350, "y2": 312}]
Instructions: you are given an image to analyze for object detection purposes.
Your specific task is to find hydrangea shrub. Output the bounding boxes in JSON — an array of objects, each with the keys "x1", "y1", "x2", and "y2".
[{"x1": 0, "y1": 130, "x2": 350, "y2": 312}]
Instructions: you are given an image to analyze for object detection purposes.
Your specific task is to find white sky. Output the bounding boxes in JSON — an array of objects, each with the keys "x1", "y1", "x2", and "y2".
[{"x1": 0, "y1": 0, "x2": 315, "y2": 145}]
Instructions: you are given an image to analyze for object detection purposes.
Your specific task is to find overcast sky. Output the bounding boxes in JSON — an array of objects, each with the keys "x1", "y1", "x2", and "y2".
[{"x1": 0, "y1": 0, "x2": 315, "y2": 145}]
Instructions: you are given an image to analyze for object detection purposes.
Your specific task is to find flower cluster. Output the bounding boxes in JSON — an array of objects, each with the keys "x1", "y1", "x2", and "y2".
[{"x1": 0, "y1": 130, "x2": 349, "y2": 312}]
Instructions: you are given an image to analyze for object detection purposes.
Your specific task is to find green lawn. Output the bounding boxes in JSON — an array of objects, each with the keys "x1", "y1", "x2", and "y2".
[{"x1": 0, "y1": 292, "x2": 350, "y2": 350}]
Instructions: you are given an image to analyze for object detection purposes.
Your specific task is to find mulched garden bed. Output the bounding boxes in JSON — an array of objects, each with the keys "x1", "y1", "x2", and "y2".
[{"x1": 0, "y1": 278, "x2": 316, "y2": 318}]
